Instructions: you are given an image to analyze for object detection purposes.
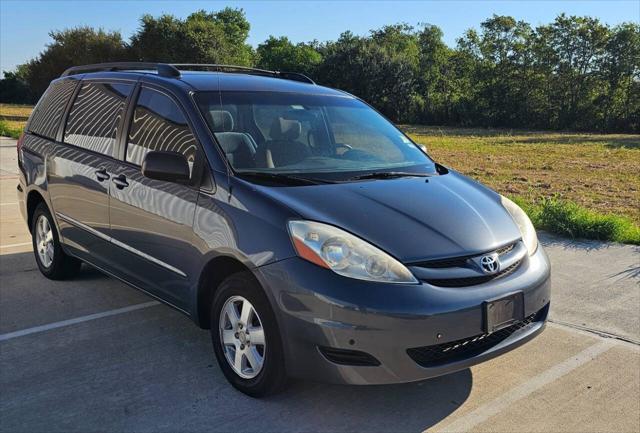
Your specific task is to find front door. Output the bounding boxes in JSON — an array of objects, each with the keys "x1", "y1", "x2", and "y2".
[{"x1": 108, "y1": 86, "x2": 202, "y2": 310}]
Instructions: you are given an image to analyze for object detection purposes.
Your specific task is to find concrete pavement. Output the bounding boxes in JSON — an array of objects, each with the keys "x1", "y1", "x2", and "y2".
[
  {"x1": 0, "y1": 136, "x2": 639, "y2": 432},
  {"x1": 541, "y1": 232, "x2": 640, "y2": 343}
]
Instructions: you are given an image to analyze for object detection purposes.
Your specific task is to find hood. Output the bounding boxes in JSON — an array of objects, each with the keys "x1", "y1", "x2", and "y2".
[{"x1": 254, "y1": 171, "x2": 522, "y2": 263}]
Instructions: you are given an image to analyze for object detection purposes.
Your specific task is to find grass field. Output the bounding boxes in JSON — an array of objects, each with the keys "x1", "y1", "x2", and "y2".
[
  {"x1": 406, "y1": 126, "x2": 639, "y2": 243},
  {"x1": 0, "y1": 104, "x2": 637, "y2": 243},
  {"x1": 0, "y1": 120, "x2": 24, "y2": 138},
  {"x1": 0, "y1": 104, "x2": 31, "y2": 138},
  {"x1": 0, "y1": 103, "x2": 33, "y2": 119},
  {"x1": 405, "y1": 126, "x2": 639, "y2": 221}
]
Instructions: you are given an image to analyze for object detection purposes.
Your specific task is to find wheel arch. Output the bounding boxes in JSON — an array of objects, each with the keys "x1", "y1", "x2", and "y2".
[
  {"x1": 26, "y1": 189, "x2": 47, "y2": 233},
  {"x1": 195, "y1": 255, "x2": 260, "y2": 329}
]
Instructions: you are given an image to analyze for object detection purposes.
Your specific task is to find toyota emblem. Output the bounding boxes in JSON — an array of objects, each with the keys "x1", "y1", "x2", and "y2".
[{"x1": 480, "y1": 255, "x2": 499, "y2": 274}]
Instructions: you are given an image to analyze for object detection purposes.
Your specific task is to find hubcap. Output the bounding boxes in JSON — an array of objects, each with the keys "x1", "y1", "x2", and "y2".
[
  {"x1": 219, "y1": 295, "x2": 266, "y2": 379},
  {"x1": 35, "y1": 215, "x2": 54, "y2": 268}
]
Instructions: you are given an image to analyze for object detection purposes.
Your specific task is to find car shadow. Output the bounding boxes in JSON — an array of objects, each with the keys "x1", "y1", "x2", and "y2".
[
  {"x1": 1, "y1": 250, "x2": 473, "y2": 432},
  {"x1": 266, "y1": 370, "x2": 473, "y2": 432},
  {"x1": 124, "y1": 317, "x2": 474, "y2": 433},
  {"x1": 538, "y1": 231, "x2": 639, "y2": 253},
  {"x1": 0, "y1": 251, "x2": 115, "y2": 282}
]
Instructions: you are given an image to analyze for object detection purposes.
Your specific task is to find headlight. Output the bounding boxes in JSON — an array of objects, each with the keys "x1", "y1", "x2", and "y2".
[
  {"x1": 501, "y1": 196, "x2": 538, "y2": 255},
  {"x1": 288, "y1": 220, "x2": 418, "y2": 284}
]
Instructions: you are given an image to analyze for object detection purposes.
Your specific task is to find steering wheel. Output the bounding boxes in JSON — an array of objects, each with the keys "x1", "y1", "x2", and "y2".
[{"x1": 335, "y1": 143, "x2": 353, "y2": 152}]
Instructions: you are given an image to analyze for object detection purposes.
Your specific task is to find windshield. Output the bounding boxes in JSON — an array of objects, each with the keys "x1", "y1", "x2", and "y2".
[{"x1": 195, "y1": 91, "x2": 435, "y2": 182}]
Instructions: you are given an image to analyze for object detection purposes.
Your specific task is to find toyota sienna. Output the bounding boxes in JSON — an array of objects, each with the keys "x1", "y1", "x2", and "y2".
[{"x1": 17, "y1": 63, "x2": 551, "y2": 397}]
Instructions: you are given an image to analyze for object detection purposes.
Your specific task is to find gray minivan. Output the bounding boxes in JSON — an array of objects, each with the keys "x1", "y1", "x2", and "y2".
[{"x1": 17, "y1": 63, "x2": 550, "y2": 396}]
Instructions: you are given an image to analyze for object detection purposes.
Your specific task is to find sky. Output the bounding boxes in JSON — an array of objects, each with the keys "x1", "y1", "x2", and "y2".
[{"x1": 1, "y1": 0, "x2": 639, "y2": 74}]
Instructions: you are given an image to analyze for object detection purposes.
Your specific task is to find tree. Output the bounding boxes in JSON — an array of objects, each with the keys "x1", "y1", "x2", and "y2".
[
  {"x1": 600, "y1": 23, "x2": 640, "y2": 131},
  {"x1": 539, "y1": 14, "x2": 610, "y2": 129},
  {"x1": 2, "y1": 11, "x2": 638, "y2": 132},
  {"x1": 455, "y1": 15, "x2": 539, "y2": 127},
  {"x1": 316, "y1": 28, "x2": 421, "y2": 122},
  {"x1": 0, "y1": 65, "x2": 33, "y2": 103},
  {"x1": 22, "y1": 27, "x2": 131, "y2": 98},
  {"x1": 130, "y1": 8, "x2": 254, "y2": 65},
  {"x1": 415, "y1": 24, "x2": 453, "y2": 123},
  {"x1": 256, "y1": 36, "x2": 322, "y2": 76}
]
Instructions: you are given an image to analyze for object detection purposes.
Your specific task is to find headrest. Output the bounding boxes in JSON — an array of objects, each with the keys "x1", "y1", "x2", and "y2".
[
  {"x1": 215, "y1": 132, "x2": 255, "y2": 154},
  {"x1": 207, "y1": 110, "x2": 234, "y2": 132},
  {"x1": 269, "y1": 118, "x2": 302, "y2": 141}
]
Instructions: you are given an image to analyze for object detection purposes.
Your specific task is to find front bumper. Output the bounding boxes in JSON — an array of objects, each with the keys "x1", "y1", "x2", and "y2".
[{"x1": 258, "y1": 245, "x2": 551, "y2": 385}]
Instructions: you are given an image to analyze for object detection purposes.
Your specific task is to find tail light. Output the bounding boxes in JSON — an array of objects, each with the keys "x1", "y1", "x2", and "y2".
[
  {"x1": 16, "y1": 133, "x2": 25, "y2": 152},
  {"x1": 16, "y1": 133, "x2": 25, "y2": 165}
]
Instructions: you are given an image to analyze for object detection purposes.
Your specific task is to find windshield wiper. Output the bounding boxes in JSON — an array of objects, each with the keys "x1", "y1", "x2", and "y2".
[
  {"x1": 349, "y1": 171, "x2": 433, "y2": 181},
  {"x1": 236, "y1": 171, "x2": 331, "y2": 185}
]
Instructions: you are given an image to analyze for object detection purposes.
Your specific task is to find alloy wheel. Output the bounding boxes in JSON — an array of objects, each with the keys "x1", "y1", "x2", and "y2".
[
  {"x1": 35, "y1": 215, "x2": 54, "y2": 268},
  {"x1": 219, "y1": 295, "x2": 266, "y2": 379}
]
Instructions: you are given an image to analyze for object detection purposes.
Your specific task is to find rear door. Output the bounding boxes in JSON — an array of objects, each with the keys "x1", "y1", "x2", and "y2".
[
  {"x1": 107, "y1": 85, "x2": 202, "y2": 310},
  {"x1": 48, "y1": 80, "x2": 134, "y2": 265}
]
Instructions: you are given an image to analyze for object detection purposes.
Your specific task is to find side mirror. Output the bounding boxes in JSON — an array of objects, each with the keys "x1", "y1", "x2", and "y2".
[{"x1": 142, "y1": 151, "x2": 190, "y2": 183}]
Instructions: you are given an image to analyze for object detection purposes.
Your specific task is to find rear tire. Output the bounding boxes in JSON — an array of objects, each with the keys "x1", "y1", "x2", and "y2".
[
  {"x1": 210, "y1": 272, "x2": 288, "y2": 397},
  {"x1": 31, "y1": 203, "x2": 81, "y2": 280}
]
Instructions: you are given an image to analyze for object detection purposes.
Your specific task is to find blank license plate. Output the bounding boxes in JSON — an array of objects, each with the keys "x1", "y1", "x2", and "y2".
[{"x1": 483, "y1": 292, "x2": 524, "y2": 333}]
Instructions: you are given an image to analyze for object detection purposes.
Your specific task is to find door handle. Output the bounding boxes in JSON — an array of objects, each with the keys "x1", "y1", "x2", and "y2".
[
  {"x1": 95, "y1": 169, "x2": 110, "y2": 182},
  {"x1": 112, "y1": 174, "x2": 129, "y2": 189}
]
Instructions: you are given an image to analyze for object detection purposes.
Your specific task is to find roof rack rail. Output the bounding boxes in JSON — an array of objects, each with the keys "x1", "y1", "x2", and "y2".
[
  {"x1": 60, "y1": 62, "x2": 316, "y2": 85},
  {"x1": 171, "y1": 64, "x2": 315, "y2": 84},
  {"x1": 61, "y1": 62, "x2": 180, "y2": 78}
]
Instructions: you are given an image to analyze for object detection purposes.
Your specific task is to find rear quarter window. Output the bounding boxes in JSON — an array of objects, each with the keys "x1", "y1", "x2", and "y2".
[
  {"x1": 64, "y1": 82, "x2": 133, "y2": 156},
  {"x1": 27, "y1": 80, "x2": 78, "y2": 140}
]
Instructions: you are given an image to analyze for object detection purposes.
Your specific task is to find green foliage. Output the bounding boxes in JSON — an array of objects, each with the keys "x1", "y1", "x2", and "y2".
[
  {"x1": 0, "y1": 67, "x2": 33, "y2": 104},
  {"x1": 311, "y1": 15, "x2": 639, "y2": 131},
  {"x1": 515, "y1": 197, "x2": 640, "y2": 245},
  {"x1": 23, "y1": 27, "x2": 131, "y2": 98},
  {"x1": 0, "y1": 119, "x2": 23, "y2": 139},
  {"x1": 452, "y1": 14, "x2": 640, "y2": 131},
  {"x1": 256, "y1": 36, "x2": 321, "y2": 75},
  {"x1": 130, "y1": 8, "x2": 254, "y2": 65},
  {"x1": 1, "y1": 8, "x2": 254, "y2": 100},
  {"x1": 1, "y1": 11, "x2": 638, "y2": 132},
  {"x1": 316, "y1": 29, "x2": 420, "y2": 122}
]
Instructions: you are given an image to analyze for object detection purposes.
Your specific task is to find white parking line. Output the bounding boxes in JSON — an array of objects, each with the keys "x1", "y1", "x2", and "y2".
[
  {"x1": 0, "y1": 242, "x2": 31, "y2": 249},
  {"x1": 0, "y1": 202, "x2": 18, "y2": 205},
  {"x1": 0, "y1": 301, "x2": 161, "y2": 342},
  {"x1": 434, "y1": 338, "x2": 616, "y2": 433}
]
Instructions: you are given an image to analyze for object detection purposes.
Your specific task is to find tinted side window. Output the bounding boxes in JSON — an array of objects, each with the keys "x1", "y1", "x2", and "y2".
[
  {"x1": 64, "y1": 82, "x2": 133, "y2": 155},
  {"x1": 28, "y1": 80, "x2": 77, "y2": 140},
  {"x1": 126, "y1": 88, "x2": 197, "y2": 167}
]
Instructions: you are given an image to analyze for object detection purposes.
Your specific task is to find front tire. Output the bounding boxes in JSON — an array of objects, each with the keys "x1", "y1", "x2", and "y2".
[
  {"x1": 210, "y1": 272, "x2": 287, "y2": 397},
  {"x1": 31, "y1": 203, "x2": 81, "y2": 280}
]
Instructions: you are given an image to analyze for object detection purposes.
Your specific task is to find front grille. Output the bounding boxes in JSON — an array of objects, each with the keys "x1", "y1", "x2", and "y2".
[
  {"x1": 425, "y1": 260, "x2": 522, "y2": 287},
  {"x1": 416, "y1": 256, "x2": 469, "y2": 269},
  {"x1": 318, "y1": 346, "x2": 381, "y2": 366},
  {"x1": 495, "y1": 243, "x2": 515, "y2": 255},
  {"x1": 407, "y1": 306, "x2": 547, "y2": 368},
  {"x1": 412, "y1": 241, "x2": 517, "y2": 270},
  {"x1": 412, "y1": 252, "x2": 473, "y2": 269}
]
